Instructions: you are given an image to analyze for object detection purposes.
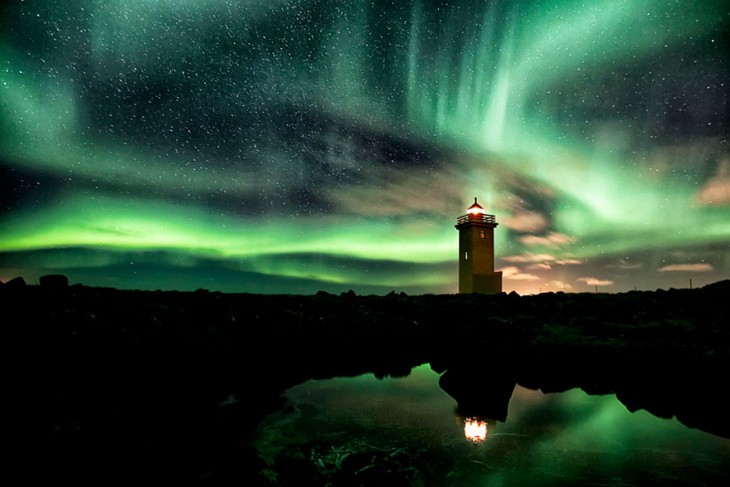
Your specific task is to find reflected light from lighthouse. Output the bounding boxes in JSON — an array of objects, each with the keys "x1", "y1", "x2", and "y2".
[{"x1": 464, "y1": 417, "x2": 488, "y2": 443}]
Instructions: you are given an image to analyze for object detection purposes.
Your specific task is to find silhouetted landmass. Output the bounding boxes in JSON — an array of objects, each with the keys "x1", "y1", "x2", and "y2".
[{"x1": 4, "y1": 279, "x2": 728, "y2": 483}]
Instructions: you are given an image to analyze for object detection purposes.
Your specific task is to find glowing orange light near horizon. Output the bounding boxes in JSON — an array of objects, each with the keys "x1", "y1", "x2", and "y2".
[{"x1": 464, "y1": 417, "x2": 488, "y2": 443}]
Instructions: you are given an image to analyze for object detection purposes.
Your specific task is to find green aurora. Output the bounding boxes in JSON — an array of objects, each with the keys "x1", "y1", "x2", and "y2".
[{"x1": 1, "y1": 0, "x2": 728, "y2": 293}]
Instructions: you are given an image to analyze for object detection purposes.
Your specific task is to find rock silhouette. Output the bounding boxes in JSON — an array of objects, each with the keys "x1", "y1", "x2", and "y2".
[
  {"x1": 39, "y1": 274, "x2": 69, "y2": 288},
  {"x1": 3, "y1": 280, "x2": 728, "y2": 483}
]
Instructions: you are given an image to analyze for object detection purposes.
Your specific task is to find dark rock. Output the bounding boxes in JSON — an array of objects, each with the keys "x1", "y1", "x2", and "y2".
[
  {"x1": 39, "y1": 274, "x2": 69, "y2": 288},
  {"x1": 5, "y1": 276, "x2": 27, "y2": 288},
  {"x1": 1, "y1": 278, "x2": 728, "y2": 483},
  {"x1": 702, "y1": 279, "x2": 730, "y2": 291}
]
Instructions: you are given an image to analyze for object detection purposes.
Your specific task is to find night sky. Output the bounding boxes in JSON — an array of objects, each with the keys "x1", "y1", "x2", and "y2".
[{"x1": 1, "y1": 0, "x2": 728, "y2": 294}]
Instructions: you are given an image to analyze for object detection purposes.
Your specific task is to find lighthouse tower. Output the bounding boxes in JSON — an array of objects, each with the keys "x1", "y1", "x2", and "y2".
[{"x1": 455, "y1": 198, "x2": 502, "y2": 294}]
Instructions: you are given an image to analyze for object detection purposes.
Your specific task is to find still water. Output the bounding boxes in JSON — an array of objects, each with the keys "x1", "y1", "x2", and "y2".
[{"x1": 253, "y1": 365, "x2": 730, "y2": 486}]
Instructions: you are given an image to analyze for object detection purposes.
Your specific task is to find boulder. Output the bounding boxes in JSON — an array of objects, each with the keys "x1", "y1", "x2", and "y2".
[
  {"x1": 39, "y1": 274, "x2": 69, "y2": 288},
  {"x1": 5, "y1": 276, "x2": 27, "y2": 288}
]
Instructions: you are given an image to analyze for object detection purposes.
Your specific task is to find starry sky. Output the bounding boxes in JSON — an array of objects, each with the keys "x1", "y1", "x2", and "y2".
[{"x1": 1, "y1": 0, "x2": 728, "y2": 294}]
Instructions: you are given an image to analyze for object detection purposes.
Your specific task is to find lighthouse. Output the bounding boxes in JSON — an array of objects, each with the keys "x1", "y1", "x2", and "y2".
[{"x1": 455, "y1": 198, "x2": 502, "y2": 294}]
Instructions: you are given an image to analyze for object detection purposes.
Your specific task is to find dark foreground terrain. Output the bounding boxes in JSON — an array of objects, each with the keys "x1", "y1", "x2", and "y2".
[{"x1": 4, "y1": 278, "x2": 729, "y2": 484}]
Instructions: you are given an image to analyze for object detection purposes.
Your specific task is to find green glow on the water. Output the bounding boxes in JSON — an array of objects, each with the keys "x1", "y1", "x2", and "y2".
[{"x1": 255, "y1": 365, "x2": 730, "y2": 485}]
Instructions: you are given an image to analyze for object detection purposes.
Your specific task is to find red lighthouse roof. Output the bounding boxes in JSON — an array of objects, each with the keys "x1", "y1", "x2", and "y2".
[{"x1": 467, "y1": 197, "x2": 485, "y2": 215}]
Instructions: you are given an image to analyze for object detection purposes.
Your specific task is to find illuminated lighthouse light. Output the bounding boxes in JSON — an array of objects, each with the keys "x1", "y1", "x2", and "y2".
[
  {"x1": 466, "y1": 198, "x2": 486, "y2": 216},
  {"x1": 464, "y1": 417, "x2": 488, "y2": 443}
]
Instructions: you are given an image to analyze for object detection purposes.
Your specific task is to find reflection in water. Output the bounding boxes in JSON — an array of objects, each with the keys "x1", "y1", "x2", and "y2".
[
  {"x1": 463, "y1": 417, "x2": 488, "y2": 443},
  {"x1": 253, "y1": 364, "x2": 730, "y2": 485}
]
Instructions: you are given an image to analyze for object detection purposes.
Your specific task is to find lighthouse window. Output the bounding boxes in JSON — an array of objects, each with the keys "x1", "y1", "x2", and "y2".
[
  {"x1": 480, "y1": 230, "x2": 485, "y2": 239},
  {"x1": 464, "y1": 251, "x2": 468, "y2": 260}
]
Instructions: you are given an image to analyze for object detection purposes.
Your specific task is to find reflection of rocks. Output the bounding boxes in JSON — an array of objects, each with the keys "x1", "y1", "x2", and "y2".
[
  {"x1": 612, "y1": 359, "x2": 729, "y2": 438},
  {"x1": 2, "y1": 279, "x2": 729, "y2": 482},
  {"x1": 508, "y1": 345, "x2": 729, "y2": 438}
]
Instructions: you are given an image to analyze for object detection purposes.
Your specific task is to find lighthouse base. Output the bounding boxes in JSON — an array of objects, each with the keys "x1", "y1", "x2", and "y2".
[{"x1": 459, "y1": 271, "x2": 503, "y2": 294}]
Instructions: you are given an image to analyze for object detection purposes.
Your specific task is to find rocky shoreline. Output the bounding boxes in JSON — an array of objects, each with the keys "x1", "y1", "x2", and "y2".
[{"x1": 4, "y1": 278, "x2": 728, "y2": 483}]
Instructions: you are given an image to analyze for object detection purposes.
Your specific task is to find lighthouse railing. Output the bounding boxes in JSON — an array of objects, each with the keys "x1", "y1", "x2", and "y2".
[{"x1": 457, "y1": 213, "x2": 496, "y2": 225}]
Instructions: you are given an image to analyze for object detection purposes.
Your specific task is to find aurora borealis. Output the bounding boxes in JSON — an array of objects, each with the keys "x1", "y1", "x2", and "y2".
[{"x1": 1, "y1": 0, "x2": 728, "y2": 294}]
